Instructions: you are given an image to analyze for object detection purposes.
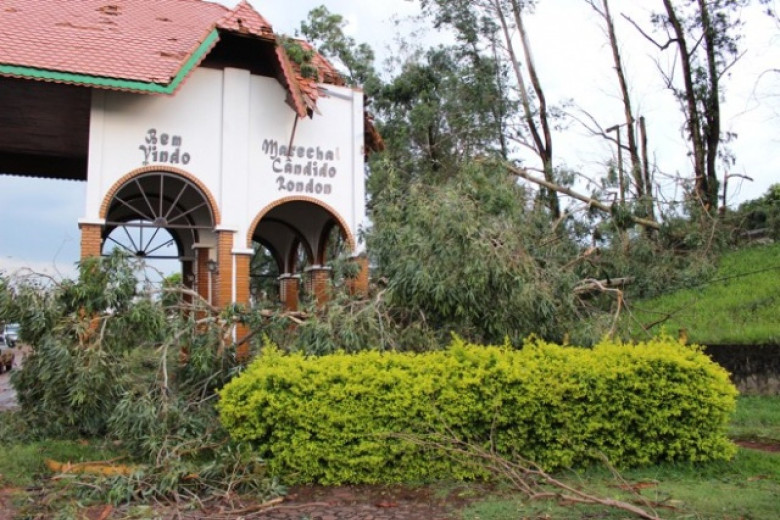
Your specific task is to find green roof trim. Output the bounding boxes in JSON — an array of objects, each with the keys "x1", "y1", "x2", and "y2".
[{"x1": 0, "y1": 29, "x2": 219, "y2": 94}]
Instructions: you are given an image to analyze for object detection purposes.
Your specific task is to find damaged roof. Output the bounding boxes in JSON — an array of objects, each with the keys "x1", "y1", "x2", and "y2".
[{"x1": 0, "y1": 0, "x2": 334, "y2": 116}]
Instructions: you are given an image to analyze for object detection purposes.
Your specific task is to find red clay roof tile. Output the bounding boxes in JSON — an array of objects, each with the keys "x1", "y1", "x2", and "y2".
[
  {"x1": 0, "y1": 0, "x2": 359, "y2": 122},
  {"x1": 216, "y1": 0, "x2": 273, "y2": 38},
  {"x1": 0, "y1": 0, "x2": 227, "y2": 83}
]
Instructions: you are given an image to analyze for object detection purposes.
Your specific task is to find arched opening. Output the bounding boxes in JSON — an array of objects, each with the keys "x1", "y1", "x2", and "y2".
[
  {"x1": 101, "y1": 170, "x2": 217, "y2": 293},
  {"x1": 249, "y1": 241, "x2": 280, "y2": 303},
  {"x1": 249, "y1": 199, "x2": 355, "y2": 309}
]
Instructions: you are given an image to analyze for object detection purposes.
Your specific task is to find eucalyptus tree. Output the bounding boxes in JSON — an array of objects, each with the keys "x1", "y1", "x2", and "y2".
[
  {"x1": 625, "y1": 0, "x2": 754, "y2": 213},
  {"x1": 367, "y1": 158, "x2": 589, "y2": 346},
  {"x1": 297, "y1": 5, "x2": 379, "y2": 92},
  {"x1": 369, "y1": 45, "x2": 512, "y2": 199},
  {"x1": 584, "y1": 0, "x2": 655, "y2": 224},
  {"x1": 419, "y1": 0, "x2": 563, "y2": 219}
]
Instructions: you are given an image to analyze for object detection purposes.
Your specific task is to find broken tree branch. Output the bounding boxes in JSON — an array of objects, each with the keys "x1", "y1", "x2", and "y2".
[
  {"x1": 499, "y1": 161, "x2": 661, "y2": 230},
  {"x1": 396, "y1": 433, "x2": 664, "y2": 520},
  {"x1": 574, "y1": 277, "x2": 634, "y2": 295}
]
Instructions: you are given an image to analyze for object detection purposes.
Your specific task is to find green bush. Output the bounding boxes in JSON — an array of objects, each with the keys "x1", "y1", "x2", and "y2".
[{"x1": 218, "y1": 336, "x2": 738, "y2": 484}]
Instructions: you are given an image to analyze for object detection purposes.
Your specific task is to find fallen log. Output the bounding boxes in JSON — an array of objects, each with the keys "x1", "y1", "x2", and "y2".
[
  {"x1": 502, "y1": 162, "x2": 661, "y2": 230},
  {"x1": 574, "y1": 277, "x2": 634, "y2": 295}
]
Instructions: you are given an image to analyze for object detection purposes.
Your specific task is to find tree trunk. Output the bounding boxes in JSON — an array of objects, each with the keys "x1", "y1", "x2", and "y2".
[
  {"x1": 698, "y1": 0, "x2": 722, "y2": 212},
  {"x1": 600, "y1": 0, "x2": 645, "y2": 201},
  {"x1": 492, "y1": 0, "x2": 561, "y2": 219},
  {"x1": 503, "y1": 161, "x2": 661, "y2": 230},
  {"x1": 662, "y1": 0, "x2": 710, "y2": 209},
  {"x1": 510, "y1": 0, "x2": 561, "y2": 219}
]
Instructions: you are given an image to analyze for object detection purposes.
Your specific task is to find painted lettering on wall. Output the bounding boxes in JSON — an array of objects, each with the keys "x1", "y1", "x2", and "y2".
[
  {"x1": 139, "y1": 129, "x2": 191, "y2": 166},
  {"x1": 261, "y1": 139, "x2": 341, "y2": 195}
]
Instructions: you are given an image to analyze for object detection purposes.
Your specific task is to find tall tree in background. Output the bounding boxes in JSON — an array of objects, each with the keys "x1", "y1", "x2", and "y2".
[
  {"x1": 369, "y1": 46, "x2": 511, "y2": 195},
  {"x1": 420, "y1": 0, "x2": 562, "y2": 219},
  {"x1": 633, "y1": 0, "x2": 749, "y2": 213},
  {"x1": 297, "y1": 5, "x2": 379, "y2": 91},
  {"x1": 585, "y1": 0, "x2": 655, "y2": 223}
]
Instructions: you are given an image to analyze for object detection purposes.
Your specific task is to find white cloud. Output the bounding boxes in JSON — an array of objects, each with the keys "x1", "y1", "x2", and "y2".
[{"x1": 0, "y1": 257, "x2": 79, "y2": 282}]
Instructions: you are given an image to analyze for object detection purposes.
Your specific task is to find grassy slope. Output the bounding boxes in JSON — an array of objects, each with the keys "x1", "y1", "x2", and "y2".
[{"x1": 625, "y1": 243, "x2": 780, "y2": 345}]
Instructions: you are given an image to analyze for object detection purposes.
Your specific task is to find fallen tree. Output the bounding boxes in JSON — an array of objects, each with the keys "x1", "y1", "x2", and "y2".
[{"x1": 500, "y1": 160, "x2": 661, "y2": 230}]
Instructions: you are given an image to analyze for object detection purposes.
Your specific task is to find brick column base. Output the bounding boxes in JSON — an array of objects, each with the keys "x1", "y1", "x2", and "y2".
[
  {"x1": 215, "y1": 231, "x2": 234, "y2": 308},
  {"x1": 346, "y1": 256, "x2": 370, "y2": 297},
  {"x1": 79, "y1": 223, "x2": 103, "y2": 259},
  {"x1": 194, "y1": 247, "x2": 212, "y2": 304},
  {"x1": 306, "y1": 266, "x2": 332, "y2": 307},
  {"x1": 279, "y1": 274, "x2": 300, "y2": 311},
  {"x1": 234, "y1": 253, "x2": 252, "y2": 361}
]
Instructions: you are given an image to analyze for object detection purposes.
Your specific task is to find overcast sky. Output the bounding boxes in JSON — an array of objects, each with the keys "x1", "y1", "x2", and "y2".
[{"x1": 1, "y1": 0, "x2": 778, "y2": 278}]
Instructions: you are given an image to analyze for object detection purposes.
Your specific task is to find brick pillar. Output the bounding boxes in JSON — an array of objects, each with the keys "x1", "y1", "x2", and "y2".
[
  {"x1": 306, "y1": 266, "x2": 332, "y2": 307},
  {"x1": 215, "y1": 230, "x2": 234, "y2": 308},
  {"x1": 194, "y1": 247, "x2": 212, "y2": 304},
  {"x1": 181, "y1": 260, "x2": 194, "y2": 306},
  {"x1": 234, "y1": 252, "x2": 252, "y2": 361},
  {"x1": 77, "y1": 223, "x2": 104, "y2": 347},
  {"x1": 346, "y1": 255, "x2": 370, "y2": 297},
  {"x1": 79, "y1": 223, "x2": 103, "y2": 259},
  {"x1": 279, "y1": 274, "x2": 300, "y2": 311}
]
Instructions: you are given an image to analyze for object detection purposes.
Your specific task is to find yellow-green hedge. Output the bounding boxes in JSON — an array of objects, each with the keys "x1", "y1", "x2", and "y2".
[{"x1": 217, "y1": 337, "x2": 737, "y2": 484}]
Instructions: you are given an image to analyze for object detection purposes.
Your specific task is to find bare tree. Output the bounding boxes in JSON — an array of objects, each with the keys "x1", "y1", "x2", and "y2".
[{"x1": 585, "y1": 0, "x2": 656, "y2": 223}]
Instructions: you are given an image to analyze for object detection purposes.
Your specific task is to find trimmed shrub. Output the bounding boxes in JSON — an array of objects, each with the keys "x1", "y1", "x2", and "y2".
[{"x1": 217, "y1": 337, "x2": 738, "y2": 484}]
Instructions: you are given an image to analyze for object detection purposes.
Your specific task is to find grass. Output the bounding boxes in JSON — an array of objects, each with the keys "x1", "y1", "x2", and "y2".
[
  {"x1": 462, "y1": 395, "x2": 780, "y2": 520},
  {"x1": 0, "y1": 432, "x2": 123, "y2": 487},
  {"x1": 729, "y1": 395, "x2": 780, "y2": 442},
  {"x1": 625, "y1": 243, "x2": 780, "y2": 345},
  {"x1": 462, "y1": 448, "x2": 780, "y2": 520},
  {"x1": 1, "y1": 369, "x2": 778, "y2": 519}
]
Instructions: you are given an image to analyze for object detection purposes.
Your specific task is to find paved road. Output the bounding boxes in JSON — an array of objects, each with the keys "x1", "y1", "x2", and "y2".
[{"x1": 0, "y1": 356, "x2": 18, "y2": 412}]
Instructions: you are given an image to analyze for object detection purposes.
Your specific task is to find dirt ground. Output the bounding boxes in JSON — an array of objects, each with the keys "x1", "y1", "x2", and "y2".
[
  {"x1": 1, "y1": 482, "x2": 483, "y2": 520},
  {"x1": 173, "y1": 484, "x2": 479, "y2": 520}
]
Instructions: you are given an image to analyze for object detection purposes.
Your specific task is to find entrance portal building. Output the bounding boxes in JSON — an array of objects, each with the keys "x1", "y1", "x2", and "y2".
[{"x1": 0, "y1": 0, "x2": 379, "y2": 310}]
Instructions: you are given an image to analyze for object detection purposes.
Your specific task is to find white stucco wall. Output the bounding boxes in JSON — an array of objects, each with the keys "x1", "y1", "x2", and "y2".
[
  {"x1": 248, "y1": 77, "x2": 365, "y2": 251},
  {"x1": 83, "y1": 66, "x2": 365, "y2": 252}
]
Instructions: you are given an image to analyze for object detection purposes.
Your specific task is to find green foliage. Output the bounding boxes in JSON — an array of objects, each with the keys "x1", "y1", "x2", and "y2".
[
  {"x1": 370, "y1": 45, "x2": 511, "y2": 185},
  {"x1": 218, "y1": 336, "x2": 737, "y2": 485},
  {"x1": 297, "y1": 5, "x2": 378, "y2": 89},
  {"x1": 5, "y1": 254, "x2": 167, "y2": 438},
  {"x1": 367, "y1": 159, "x2": 586, "y2": 345},
  {"x1": 0, "y1": 252, "x2": 278, "y2": 503},
  {"x1": 0, "y1": 410, "x2": 27, "y2": 443},
  {"x1": 280, "y1": 37, "x2": 319, "y2": 80},
  {"x1": 586, "y1": 223, "x2": 719, "y2": 302},
  {"x1": 727, "y1": 182, "x2": 780, "y2": 240},
  {"x1": 623, "y1": 243, "x2": 780, "y2": 344},
  {"x1": 84, "y1": 443, "x2": 281, "y2": 507},
  {"x1": 256, "y1": 292, "x2": 440, "y2": 355}
]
